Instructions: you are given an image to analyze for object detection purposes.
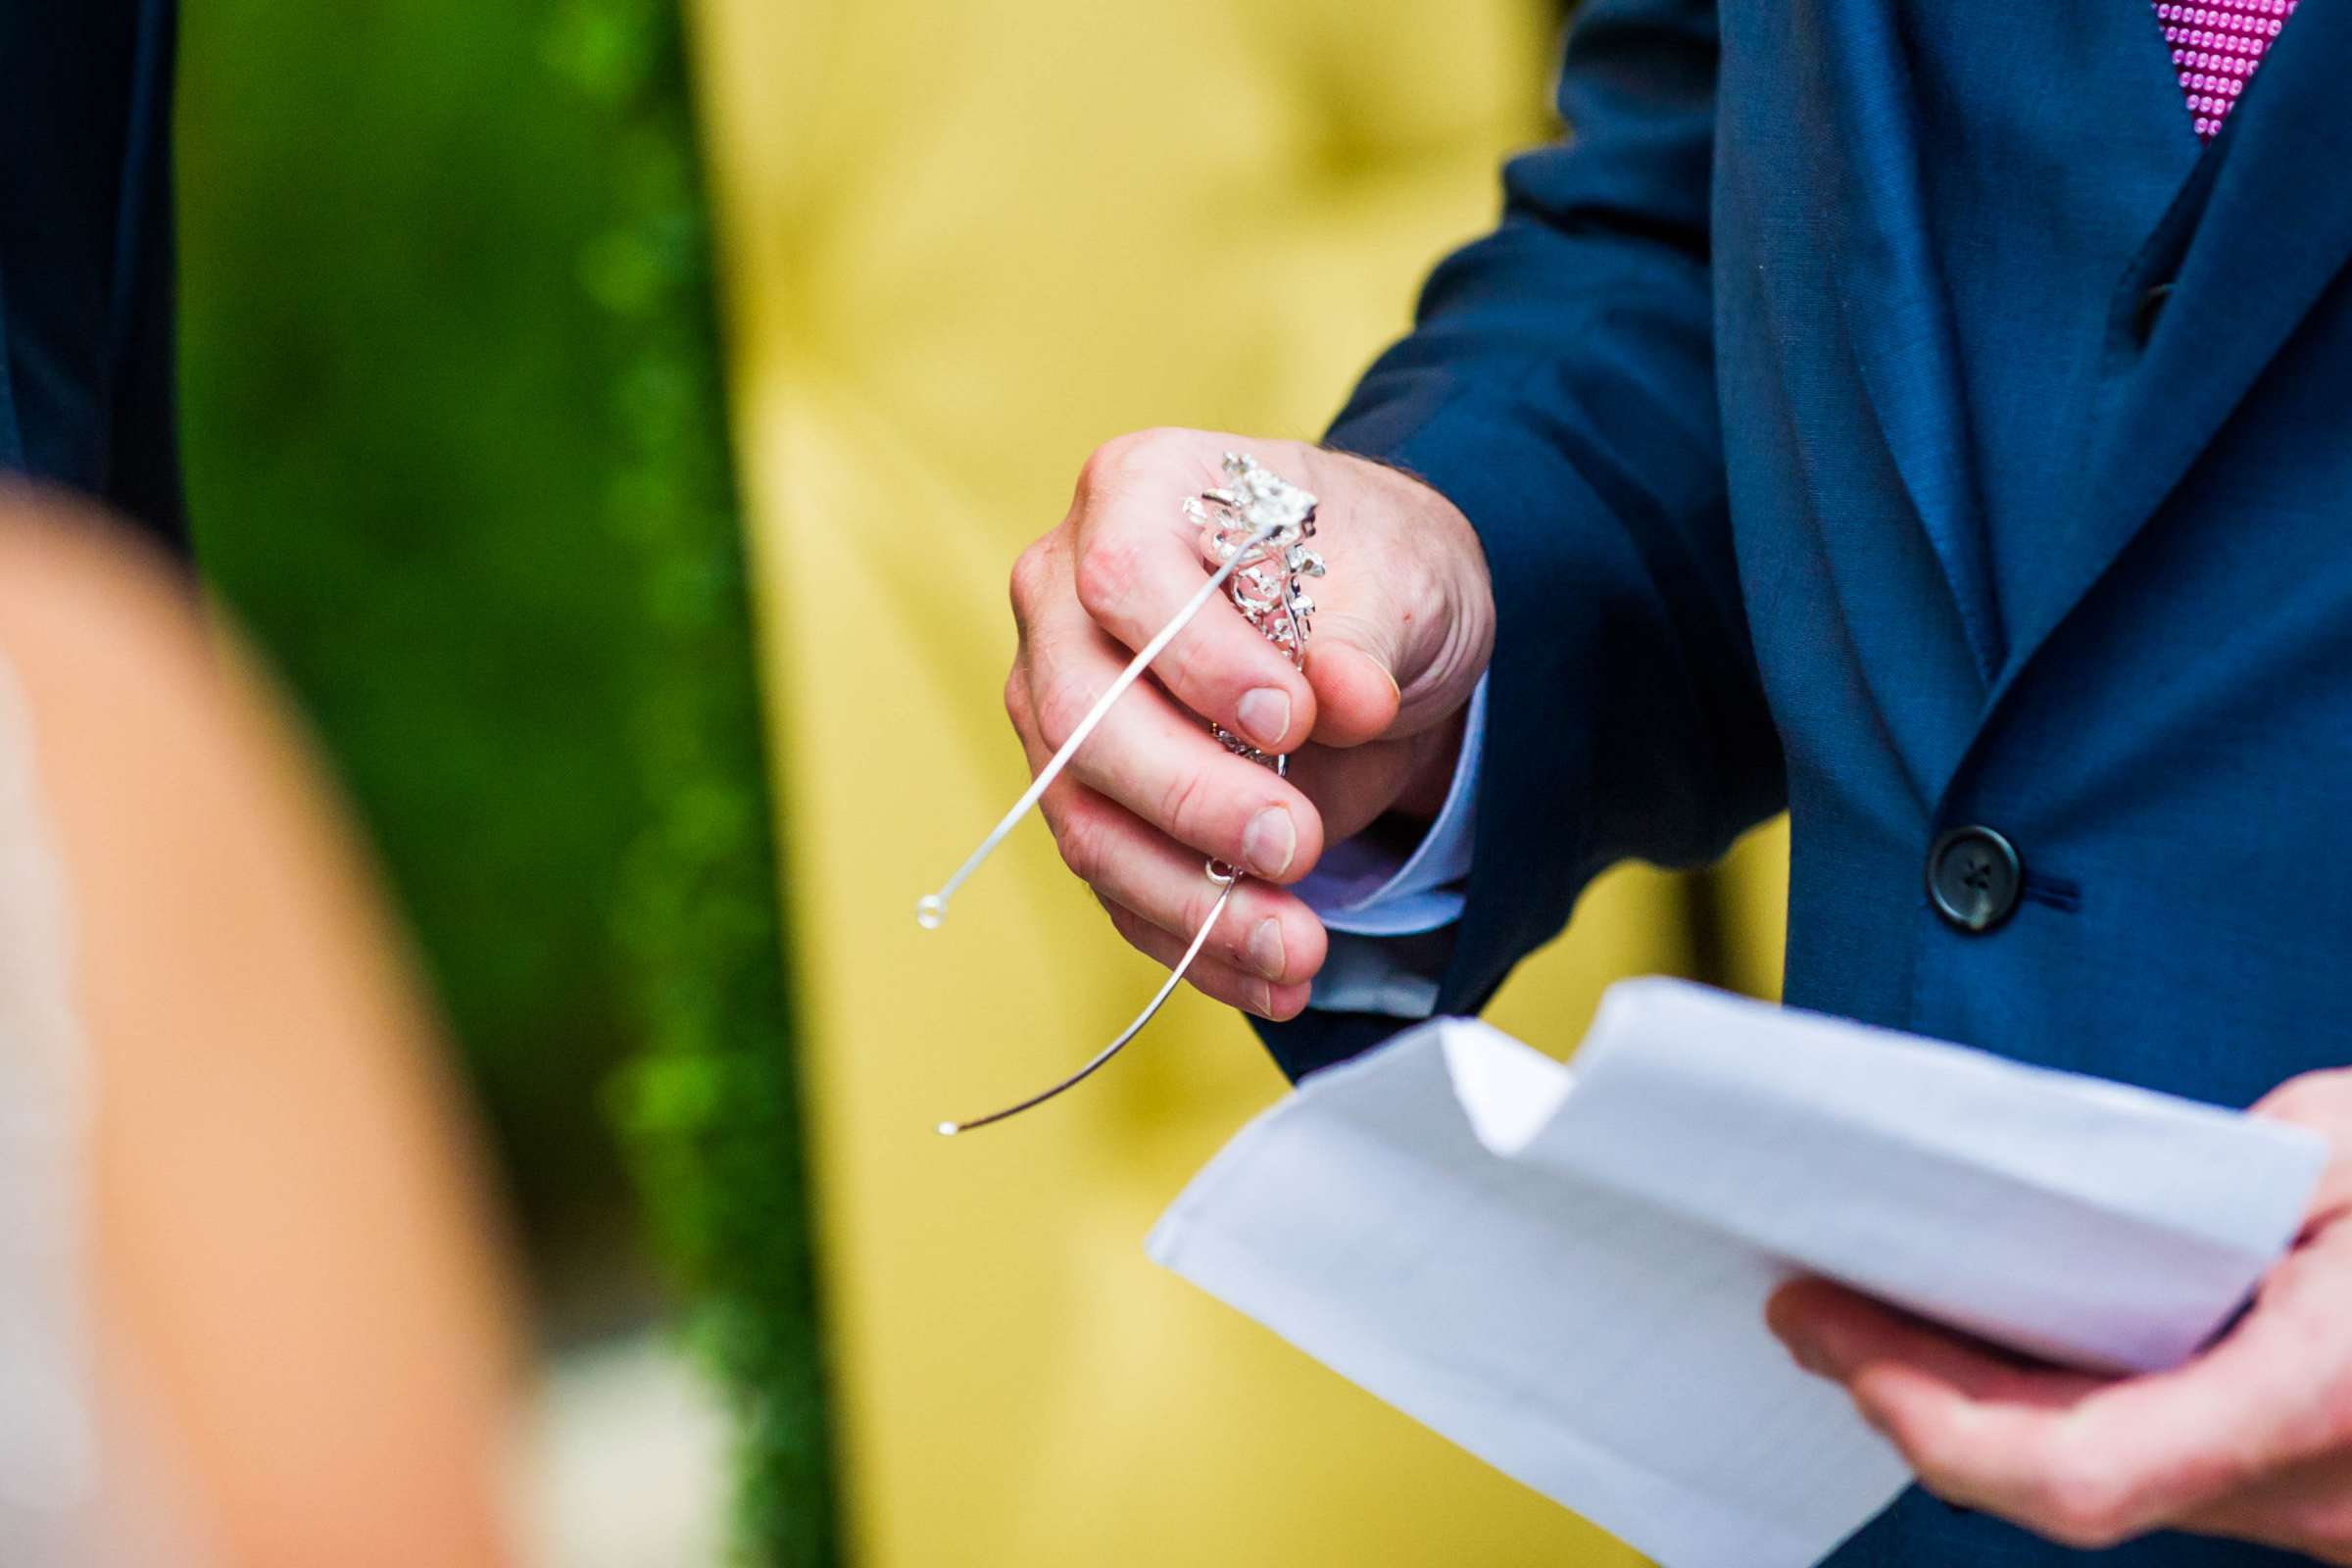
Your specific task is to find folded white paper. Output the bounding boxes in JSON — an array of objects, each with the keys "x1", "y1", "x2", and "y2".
[{"x1": 1147, "y1": 979, "x2": 2329, "y2": 1568}]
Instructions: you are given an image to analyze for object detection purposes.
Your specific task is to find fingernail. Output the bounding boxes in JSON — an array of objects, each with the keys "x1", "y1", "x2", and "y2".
[
  {"x1": 1243, "y1": 808, "x2": 1296, "y2": 878},
  {"x1": 1238, "y1": 687, "x2": 1291, "y2": 750},
  {"x1": 1248, "y1": 980, "x2": 1276, "y2": 1018},
  {"x1": 1249, "y1": 918, "x2": 1287, "y2": 980}
]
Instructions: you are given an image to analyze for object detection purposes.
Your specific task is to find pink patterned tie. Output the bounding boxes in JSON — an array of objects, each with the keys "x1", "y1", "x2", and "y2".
[{"x1": 2156, "y1": 0, "x2": 2299, "y2": 138}]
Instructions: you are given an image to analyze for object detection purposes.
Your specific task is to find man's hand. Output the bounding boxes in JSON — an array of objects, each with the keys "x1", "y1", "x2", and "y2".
[
  {"x1": 1770, "y1": 1069, "x2": 2352, "y2": 1560},
  {"x1": 1004, "y1": 428, "x2": 1493, "y2": 1020}
]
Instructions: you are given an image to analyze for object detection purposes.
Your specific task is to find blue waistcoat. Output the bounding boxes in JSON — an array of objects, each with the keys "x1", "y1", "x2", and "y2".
[
  {"x1": 0, "y1": 0, "x2": 185, "y2": 551},
  {"x1": 1266, "y1": 0, "x2": 2352, "y2": 1561}
]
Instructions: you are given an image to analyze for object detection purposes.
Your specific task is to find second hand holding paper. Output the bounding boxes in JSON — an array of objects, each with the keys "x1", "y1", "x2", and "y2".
[{"x1": 1150, "y1": 979, "x2": 2329, "y2": 1568}]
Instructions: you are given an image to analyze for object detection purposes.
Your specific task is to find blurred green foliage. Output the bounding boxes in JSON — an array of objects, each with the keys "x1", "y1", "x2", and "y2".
[{"x1": 174, "y1": 0, "x2": 835, "y2": 1560}]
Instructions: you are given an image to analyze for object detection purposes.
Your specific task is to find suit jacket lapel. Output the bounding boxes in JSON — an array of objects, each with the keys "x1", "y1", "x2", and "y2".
[
  {"x1": 1990, "y1": 0, "x2": 2352, "y2": 703},
  {"x1": 1814, "y1": 0, "x2": 2003, "y2": 683}
]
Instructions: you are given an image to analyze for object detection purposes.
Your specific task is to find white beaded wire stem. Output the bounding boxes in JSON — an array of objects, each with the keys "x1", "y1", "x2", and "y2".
[{"x1": 920, "y1": 454, "x2": 1321, "y2": 1135}]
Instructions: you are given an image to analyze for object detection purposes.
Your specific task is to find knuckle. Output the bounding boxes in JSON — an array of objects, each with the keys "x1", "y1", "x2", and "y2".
[
  {"x1": 1075, "y1": 428, "x2": 1197, "y2": 520},
  {"x1": 1008, "y1": 540, "x2": 1053, "y2": 617},
  {"x1": 1054, "y1": 803, "x2": 1108, "y2": 885},
  {"x1": 1073, "y1": 529, "x2": 1143, "y2": 620},
  {"x1": 1003, "y1": 668, "x2": 1028, "y2": 729},
  {"x1": 1034, "y1": 674, "x2": 1095, "y2": 750},
  {"x1": 1155, "y1": 764, "x2": 1211, "y2": 845},
  {"x1": 1096, "y1": 894, "x2": 1144, "y2": 949},
  {"x1": 1151, "y1": 625, "x2": 1210, "y2": 703},
  {"x1": 1075, "y1": 432, "x2": 1151, "y2": 505},
  {"x1": 1099, "y1": 895, "x2": 1171, "y2": 969}
]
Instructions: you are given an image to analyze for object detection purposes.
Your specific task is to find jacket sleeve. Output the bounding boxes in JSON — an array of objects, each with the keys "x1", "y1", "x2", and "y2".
[{"x1": 1254, "y1": 0, "x2": 1784, "y2": 1081}]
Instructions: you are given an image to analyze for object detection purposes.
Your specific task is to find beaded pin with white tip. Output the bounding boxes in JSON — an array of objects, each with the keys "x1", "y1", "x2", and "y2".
[{"x1": 919, "y1": 453, "x2": 1321, "y2": 1134}]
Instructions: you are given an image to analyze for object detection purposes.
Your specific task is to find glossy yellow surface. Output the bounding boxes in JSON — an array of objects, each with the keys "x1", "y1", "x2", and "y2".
[{"x1": 689, "y1": 2, "x2": 1789, "y2": 1560}]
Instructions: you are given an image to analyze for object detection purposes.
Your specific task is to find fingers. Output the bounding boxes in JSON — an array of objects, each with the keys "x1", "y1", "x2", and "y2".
[
  {"x1": 1281, "y1": 721, "x2": 1465, "y2": 846},
  {"x1": 1060, "y1": 435, "x2": 1320, "y2": 755},
  {"x1": 1008, "y1": 667, "x2": 1328, "y2": 999},
  {"x1": 1096, "y1": 895, "x2": 1314, "y2": 1022},
  {"x1": 1767, "y1": 1269, "x2": 2345, "y2": 1551},
  {"x1": 1061, "y1": 792, "x2": 1327, "y2": 987},
  {"x1": 1769, "y1": 1278, "x2": 2088, "y2": 1409},
  {"x1": 1017, "y1": 620, "x2": 1326, "y2": 882},
  {"x1": 1769, "y1": 1280, "x2": 2143, "y2": 1544}
]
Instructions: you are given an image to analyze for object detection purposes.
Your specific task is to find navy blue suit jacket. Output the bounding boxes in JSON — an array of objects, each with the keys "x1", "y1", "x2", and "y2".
[
  {"x1": 1267, "y1": 0, "x2": 2352, "y2": 1562},
  {"x1": 0, "y1": 0, "x2": 185, "y2": 552}
]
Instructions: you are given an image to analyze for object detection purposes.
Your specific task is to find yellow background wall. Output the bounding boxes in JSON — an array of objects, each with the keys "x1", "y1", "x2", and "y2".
[{"x1": 688, "y1": 1, "x2": 1788, "y2": 1560}]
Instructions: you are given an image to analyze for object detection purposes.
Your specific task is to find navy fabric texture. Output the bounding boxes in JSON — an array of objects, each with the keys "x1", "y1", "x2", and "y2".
[
  {"x1": 0, "y1": 0, "x2": 186, "y2": 552},
  {"x1": 1259, "y1": 0, "x2": 2352, "y2": 1561}
]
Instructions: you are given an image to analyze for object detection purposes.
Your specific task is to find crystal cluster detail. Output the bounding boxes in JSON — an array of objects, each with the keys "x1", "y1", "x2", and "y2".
[
  {"x1": 1185, "y1": 453, "x2": 1321, "y2": 658},
  {"x1": 2155, "y1": 0, "x2": 2296, "y2": 139},
  {"x1": 1183, "y1": 453, "x2": 1322, "y2": 768}
]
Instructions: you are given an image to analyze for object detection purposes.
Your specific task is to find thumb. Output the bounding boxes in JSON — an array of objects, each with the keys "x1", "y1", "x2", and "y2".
[
  {"x1": 1305, "y1": 589, "x2": 1484, "y2": 748},
  {"x1": 1291, "y1": 444, "x2": 1493, "y2": 749},
  {"x1": 1301, "y1": 624, "x2": 1401, "y2": 748}
]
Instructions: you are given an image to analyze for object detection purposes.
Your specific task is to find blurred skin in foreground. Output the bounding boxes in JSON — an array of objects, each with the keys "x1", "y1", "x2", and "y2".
[{"x1": 0, "y1": 491, "x2": 516, "y2": 1566}]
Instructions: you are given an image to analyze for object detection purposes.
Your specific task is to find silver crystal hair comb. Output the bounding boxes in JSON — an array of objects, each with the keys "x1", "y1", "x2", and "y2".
[{"x1": 919, "y1": 453, "x2": 1322, "y2": 1134}]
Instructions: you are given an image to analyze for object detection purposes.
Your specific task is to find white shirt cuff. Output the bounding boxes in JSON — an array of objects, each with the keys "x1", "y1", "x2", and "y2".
[{"x1": 1294, "y1": 676, "x2": 1486, "y2": 1020}]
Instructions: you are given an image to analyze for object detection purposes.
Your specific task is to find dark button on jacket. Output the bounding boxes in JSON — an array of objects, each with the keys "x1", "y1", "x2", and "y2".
[{"x1": 1928, "y1": 826, "x2": 2022, "y2": 933}]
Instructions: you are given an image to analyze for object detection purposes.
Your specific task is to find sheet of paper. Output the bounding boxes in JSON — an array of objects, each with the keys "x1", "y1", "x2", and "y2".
[{"x1": 1147, "y1": 979, "x2": 2328, "y2": 1568}]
